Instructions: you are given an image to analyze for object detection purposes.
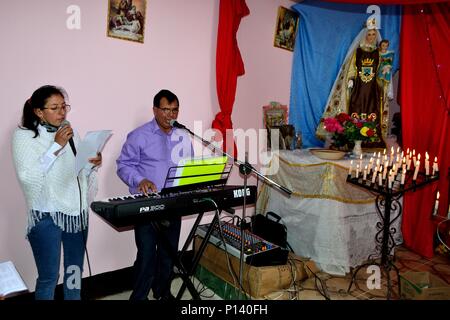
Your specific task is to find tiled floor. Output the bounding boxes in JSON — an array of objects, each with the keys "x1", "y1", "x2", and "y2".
[{"x1": 98, "y1": 245, "x2": 450, "y2": 300}]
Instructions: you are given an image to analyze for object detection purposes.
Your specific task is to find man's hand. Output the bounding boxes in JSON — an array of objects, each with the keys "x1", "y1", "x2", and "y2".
[{"x1": 138, "y1": 178, "x2": 157, "y2": 196}]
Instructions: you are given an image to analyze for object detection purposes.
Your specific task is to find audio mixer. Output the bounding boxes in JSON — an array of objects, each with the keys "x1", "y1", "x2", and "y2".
[{"x1": 196, "y1": 221, "x2": 288, "y2": 266}]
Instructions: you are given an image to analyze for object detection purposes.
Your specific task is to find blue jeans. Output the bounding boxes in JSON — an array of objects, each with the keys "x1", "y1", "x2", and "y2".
[
  {"x1": 129, "y1": 218, "x2": 181, "y2": 300},
  {"x1": 28, "y1": 215, "x2": 87, "y2": 300}
]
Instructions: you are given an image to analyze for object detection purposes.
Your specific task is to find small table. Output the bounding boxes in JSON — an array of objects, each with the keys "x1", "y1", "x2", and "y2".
[{"x1": 346, "y1": 169, "x2": 440, "y2": 299}]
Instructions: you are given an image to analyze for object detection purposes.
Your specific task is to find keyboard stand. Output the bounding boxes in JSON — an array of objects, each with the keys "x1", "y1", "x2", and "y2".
[{"x1": 152, "y1": 210, "x2": 221, "y2": 300}]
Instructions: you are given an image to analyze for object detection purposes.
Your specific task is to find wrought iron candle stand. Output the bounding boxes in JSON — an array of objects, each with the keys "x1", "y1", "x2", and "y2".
[{"x1": 346, "y1": 169, "x2": 439, "y2": 299}]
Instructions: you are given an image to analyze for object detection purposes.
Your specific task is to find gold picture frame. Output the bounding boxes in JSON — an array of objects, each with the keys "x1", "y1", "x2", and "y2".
[
  {"x1": 107, "y1": 0, "x2": 147, "y2": 43},
  {"x1": 273, "y1": 6, "x2": 299, "y2": 52}
]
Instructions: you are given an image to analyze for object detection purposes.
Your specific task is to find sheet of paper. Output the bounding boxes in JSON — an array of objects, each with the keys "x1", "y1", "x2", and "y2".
[
  {"x1": 0, "y1": 261, "x2": 28, "y2": 297},
  {"x1": 76, "y1": 130, "x2": 112, "y2": 174}
]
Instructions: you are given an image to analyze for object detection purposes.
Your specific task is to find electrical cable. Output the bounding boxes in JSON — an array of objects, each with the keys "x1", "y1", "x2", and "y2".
[
  {"x1": 200, "y1": 198, "x2": 250, "y2": 299},
  {"x1": 436, "y1": 217, "x2": 450, "y2": 251}
]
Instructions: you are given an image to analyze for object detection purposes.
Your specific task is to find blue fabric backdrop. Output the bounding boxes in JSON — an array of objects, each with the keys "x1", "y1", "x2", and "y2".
[{"x1": 289, "y1": 1, "x2": 401, "y2": 148}]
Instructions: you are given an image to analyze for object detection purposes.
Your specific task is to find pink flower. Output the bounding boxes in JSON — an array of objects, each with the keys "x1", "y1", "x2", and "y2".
[{"x1": 324, "y1": 118, "x2": 344, "y2": 133}]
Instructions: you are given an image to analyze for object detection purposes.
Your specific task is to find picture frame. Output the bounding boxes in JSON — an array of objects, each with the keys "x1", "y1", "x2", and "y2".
[
  {"x1": 263, "y1": 103, "x2": 288, "y2": 128},
  {"x1": 263, "y1": 103, "x2": 293, "y2": 150},
  {"x1": 273, "y1": 6, "x2": 299, "y2": 52},
  {"x1": 107, "y1": 0, "x2": 147, "y2": 43}
]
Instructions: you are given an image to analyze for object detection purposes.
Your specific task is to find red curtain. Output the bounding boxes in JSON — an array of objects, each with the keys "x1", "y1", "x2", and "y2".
[
  {"x1": 212, "y1": 0, "x2": 249, "y2": 157},
  {"x1": 400, "y1": 3, "x2": 450, "y2": 258}
]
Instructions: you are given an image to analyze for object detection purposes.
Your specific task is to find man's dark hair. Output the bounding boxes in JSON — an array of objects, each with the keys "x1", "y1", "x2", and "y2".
[{"x1": 153, "y1": 89, "x2": 179, "y2": 108}]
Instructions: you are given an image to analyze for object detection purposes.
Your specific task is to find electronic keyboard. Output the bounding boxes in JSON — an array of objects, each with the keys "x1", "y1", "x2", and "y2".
[{"x1": 91, "y1": 185, "x2": 257, "y2": 229}]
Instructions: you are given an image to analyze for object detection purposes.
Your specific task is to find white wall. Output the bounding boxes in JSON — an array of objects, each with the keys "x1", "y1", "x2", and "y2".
[{"x1": 0, "y1": 0, "x2": 295, "y2": 290}]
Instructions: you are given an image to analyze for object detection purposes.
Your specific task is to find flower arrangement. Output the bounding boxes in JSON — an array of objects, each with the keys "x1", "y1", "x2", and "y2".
[{"x1": 323, "y1": 112, "x2": 379, "y2": 148}]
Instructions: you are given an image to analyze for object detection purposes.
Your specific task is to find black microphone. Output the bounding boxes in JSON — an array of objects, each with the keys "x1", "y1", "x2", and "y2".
[
  {"x1": 169, "y1": 119, "x2": 186, "y2": 129},
  {"x1": 61, "y1": 120, "x2": 77, "y2": 156}
]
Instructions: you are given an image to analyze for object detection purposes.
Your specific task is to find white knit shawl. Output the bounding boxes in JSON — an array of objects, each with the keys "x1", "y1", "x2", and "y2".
[{"x1": 12, "y1": 126, "x2": 98, "y2": 234}]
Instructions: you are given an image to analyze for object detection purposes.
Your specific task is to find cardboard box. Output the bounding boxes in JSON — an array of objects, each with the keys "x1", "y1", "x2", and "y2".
[
  {"x1": 399, "y1": 272, "x2": 450, "y2": 300},
  {"x1": 194, "y1": 236, "x2": 308, "y2": 298}
]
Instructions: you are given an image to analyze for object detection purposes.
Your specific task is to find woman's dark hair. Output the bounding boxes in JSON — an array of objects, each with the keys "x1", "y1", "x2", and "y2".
[{"x1": 21, "y1": 85, "x2": 67, "y2": 138}]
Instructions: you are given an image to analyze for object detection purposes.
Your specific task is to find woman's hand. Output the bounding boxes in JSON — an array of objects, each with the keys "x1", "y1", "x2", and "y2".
[
  {"x1": 54, "y1": 124, "x2": 73, "y2": 147},
  {"x1": 88, "y1": 152, "x2": 102, "y2": 168}
]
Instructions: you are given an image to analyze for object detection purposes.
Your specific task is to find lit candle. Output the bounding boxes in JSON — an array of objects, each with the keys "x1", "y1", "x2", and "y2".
[
  {"x1": 359, "y1": 154, "x2": 363, "y2": 170},
  {"x1": 432, "y1": 156, "x2": 439, "y2": 175},
  {"x1": 388, "y1": 173, "x2": 393, "y2": 189},
  {"x1": 356, "y1": 164, "x2": 360, "y2": 178},
  {"x1": 383, "y1": 165, "x2": 388, "y2": 180},
  {"x1": 378, "y1": 172, "x2": 383, "y2": 186},
  {"x1": 348, "y1": 160, "x2": 353, "y2": 176},
  {"x1": 383, "y1": 148, "x2": 386, "y2": 156},
  {"x1": 397, "y1": 146, "x2": 400, "y2": 154},
  {"x1": 377, "y1": 151, "x2": 381, "y2": 159},
  {"x1": 406, "y1": 156, "x2": 412, "y2": 171},
  {"x1": 413, "y1": 160, "x2": 420, "y2": 180},
  {"x1": 363, "y1": 165, "x2": 367, "y2": 181},
  {"x1": 412, "y1": 149, "x2": 416, "y2": 165},
  {"x1": 433, "y1": 191, "x2": 440, "y2": 216},
  {"x1": 368, "y1": 157, "x2": 373, "y2": 174},
  {"x1": 425, "y1": 152, "x2": 430, "y2": 176},
  {"x1": 402, "y1": 157, "x2": 406, "y2": 173},
  {"x1": 371, "y1": 169, "x2": 377, "y2": 184},
  {"x1": 373, "y1": 152, "x2": 376, "y2": 158},
  {"x1": 401, "y1": 171, "x2": 406, "y2": 185}
]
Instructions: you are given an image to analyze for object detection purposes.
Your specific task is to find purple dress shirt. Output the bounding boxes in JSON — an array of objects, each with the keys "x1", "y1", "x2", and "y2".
[{"x1": 116, "y1": 118, "x2": 193, "y2": 194}]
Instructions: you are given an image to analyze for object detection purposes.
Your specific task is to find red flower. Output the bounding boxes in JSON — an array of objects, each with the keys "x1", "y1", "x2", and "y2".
[
  {"x1": 366, "y1": 129, "x2": 375, "y2": 137},
  {"x1": 356, "y1": 122, "x2": 363, "y2": 128},
  {"x1": 336, "y1": 113, "x2": 351, "y2": 124}
]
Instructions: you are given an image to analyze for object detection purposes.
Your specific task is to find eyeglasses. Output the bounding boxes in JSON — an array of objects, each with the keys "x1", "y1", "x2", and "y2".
[
  {"x1": 156, "y1": 106, "x2": 179, "y2": 115},
  {"x1": 43, "y1": 103, "x2": 71, "y2": 113}
]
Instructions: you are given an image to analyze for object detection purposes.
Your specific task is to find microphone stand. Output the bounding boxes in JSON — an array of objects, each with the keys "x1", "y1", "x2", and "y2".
[
  {"x1": 175, "y1": 122, "x2": 292, "y2": 293},
  {"x1": 176, "y1": 123, "x2": 292, "y2": 196}
]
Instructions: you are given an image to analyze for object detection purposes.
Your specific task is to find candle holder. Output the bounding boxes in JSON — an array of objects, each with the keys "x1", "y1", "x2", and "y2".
[{"x1": 346, "y1": 169, "x2": 440, "y2": 299}]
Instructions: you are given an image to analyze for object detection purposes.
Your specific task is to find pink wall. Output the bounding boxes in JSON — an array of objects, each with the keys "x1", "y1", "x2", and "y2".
[{"x1": 0, "y1": 0, "x2": 295, "y2": 290}]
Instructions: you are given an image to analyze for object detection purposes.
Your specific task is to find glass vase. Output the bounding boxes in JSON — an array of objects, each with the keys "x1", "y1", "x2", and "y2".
[{"x1": 352, "y1": 140, "x2": 363, "y2": 157}]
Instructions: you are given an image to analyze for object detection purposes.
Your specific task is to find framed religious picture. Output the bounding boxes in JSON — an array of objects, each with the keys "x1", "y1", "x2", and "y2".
[
  {"x1": 273, "y1": 6, "x2": 299, "y2": 52},
  {"x1": 263, "y1": 103, "x2": 293, "y2": 150},
  {"x1": 263, "y1": 103, "x2": 288, "y2": 128},
  {"x1": 107, "y1": 0, "x2": 147, "y2": 43}
]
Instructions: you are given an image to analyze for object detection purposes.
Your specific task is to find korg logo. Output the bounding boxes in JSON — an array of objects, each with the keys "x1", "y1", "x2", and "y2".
[
  {"x1": 233, "y1": 188, "x2": 250, "y2": 198},
  {"x1": 139, "y1": 204, "x2": 165, "y2": 213}
]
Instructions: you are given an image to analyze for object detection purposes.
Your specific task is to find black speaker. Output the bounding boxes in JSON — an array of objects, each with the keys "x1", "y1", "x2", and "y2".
[{"x1": 251, "y1": 212, "x2": 292, "y2": 251}]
